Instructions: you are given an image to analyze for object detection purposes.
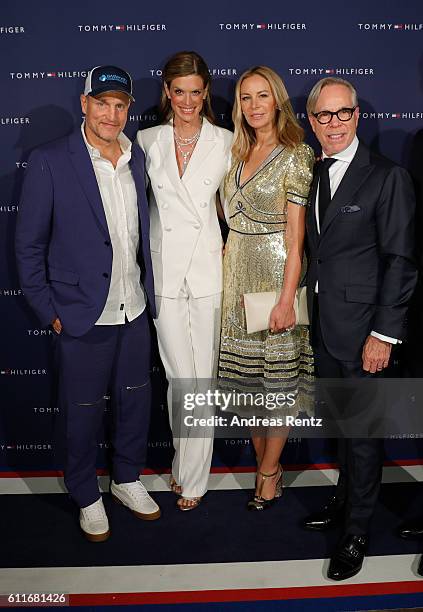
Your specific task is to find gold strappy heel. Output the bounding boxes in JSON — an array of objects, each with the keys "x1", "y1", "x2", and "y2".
[
  {"x1": 247, "y1": 467, "x2": 283, "y2": 511},
  {"x1": 177, "y1": 496, "x2": 202, "y2": 511}
]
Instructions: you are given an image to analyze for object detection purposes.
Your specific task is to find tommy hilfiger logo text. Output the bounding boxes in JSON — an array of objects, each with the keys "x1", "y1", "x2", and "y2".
[
  {"x1": 78, "y1": 24, "x2": 166, "y2": 32},
  {"x1": 360, "y1": 112, "x2": 423, "y2": 120},
  {"x1": 219, "y1": 22, "x2": 306, "y2": 30},
  {"x1": 149, "y1": 68, "x2": 238, "y2": 77},
  {"x1": 0, "y1": 289, "x2": 23, "y2": 296},
  {"x1": 0, "y1": 204, "x2": 18, "y2": 212},
  {"x1": 0, "y1": 26, "x2": 25, "y2": 34},
  {"x1": 0, "y1": 369, "x2": 47, "y2": 375},
  {"x1": 0, "y1": 116, "x2": 30, "y2": 125},
  {"x1": 290, "y1": 67, "x2": 374, "y2": 76},
  {"x1": 10, "y1": 72, "x2": 87, "y2": 79},
  {"x1": 358, "y1": 23, "x2": 422, "y2": 31},
  {"x1": 148, "y1": 441, "x2": 172, "y2": 448},
  {"x1": 294, "y1": 111, "x2": 423, "y2": 121},
  {"x1": 0, "y1": 443, "x2": 52, "y2": 451},
  {"x1": 33, "y1": 407, "x2": 59, "y2": 414},
  {"x1": 128, "y1": 114, "x2": 158, "y2": 123}
]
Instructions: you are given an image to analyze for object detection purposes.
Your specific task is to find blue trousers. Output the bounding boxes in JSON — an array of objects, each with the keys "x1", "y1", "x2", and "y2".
[
  {"x1": 312, "y1": 297, "x2": 383, "y2": 535},
  {"x1": 56, "y1": 311, "x2": 151, "y2": 508}
]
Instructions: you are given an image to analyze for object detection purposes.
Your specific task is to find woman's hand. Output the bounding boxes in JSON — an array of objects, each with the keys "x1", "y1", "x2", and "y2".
[
  {"x1": 269, "y1": 302, "x2": 296, "y2": 334},
  {"x1": 267, "y1": 201, "x2": 305, "y2": 335}
]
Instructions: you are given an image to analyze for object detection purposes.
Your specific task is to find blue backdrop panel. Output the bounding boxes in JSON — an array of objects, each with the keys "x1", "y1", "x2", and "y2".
[{"x1": 1, "y1": 0, "x2": 422, "y2": 472}]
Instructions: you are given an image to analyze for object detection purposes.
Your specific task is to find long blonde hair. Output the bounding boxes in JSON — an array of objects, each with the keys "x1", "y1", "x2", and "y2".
[{"x1": 232, "y1": 66, "x2": 303, "y2": 161}]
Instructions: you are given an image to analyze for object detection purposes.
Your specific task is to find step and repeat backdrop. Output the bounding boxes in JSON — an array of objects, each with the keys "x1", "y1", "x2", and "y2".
[{"x1": 1, "y1": 0, "x2": 422, "y2": 474}]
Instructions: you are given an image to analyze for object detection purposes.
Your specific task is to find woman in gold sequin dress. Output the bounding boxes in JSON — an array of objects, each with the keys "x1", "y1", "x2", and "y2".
[{"x1": 218, "y1": 66, "x2": 314, "y2": 510}]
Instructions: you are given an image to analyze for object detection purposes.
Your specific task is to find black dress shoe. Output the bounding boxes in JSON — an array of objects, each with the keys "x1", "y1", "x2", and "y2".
[
  {"x1": 417, "y1": 554, "x2": 423, "y2": 577},
  {"x1": 327, "y1": 534, "x2": 368, "y2": 581},
  {"x1": 302, "y1": 496, "x2": 345, "y2": 531},
  {"x1": 398, "y1": 519, "x2": 423, "y2": 540}
]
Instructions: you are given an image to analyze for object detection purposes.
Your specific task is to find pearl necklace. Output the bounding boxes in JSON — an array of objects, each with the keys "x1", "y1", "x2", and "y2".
[
  {"x1": 174, "y1": 128, "x2": 201, "y2": 146},
  {"x1": 173, "y1": 126, "x2": 201, "y2": 175}
]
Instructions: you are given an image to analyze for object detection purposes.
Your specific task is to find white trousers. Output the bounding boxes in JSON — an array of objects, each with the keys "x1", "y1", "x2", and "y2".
[{"x1": 154, "y1": 282, "x2": 222, "y2": 498}]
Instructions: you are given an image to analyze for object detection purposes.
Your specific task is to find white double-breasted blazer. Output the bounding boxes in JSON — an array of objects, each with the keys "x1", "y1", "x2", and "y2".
[{"x1": 137, "y1": 118, "x2": 233, "y2": 298}]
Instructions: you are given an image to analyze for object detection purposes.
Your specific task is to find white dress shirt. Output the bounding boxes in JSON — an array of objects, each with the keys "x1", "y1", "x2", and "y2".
[
  {"x1": 81, "y1": 123, "x2": 146, "y2": 325},
  {"x1": 315, "y1": 136, "x2": 359, "y2": 233},
  {"x1": 315, "y1": 135, "x2": 398, "y2": 344}
]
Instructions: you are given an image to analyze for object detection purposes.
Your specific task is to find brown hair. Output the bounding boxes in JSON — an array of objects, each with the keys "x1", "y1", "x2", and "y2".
[
  {"x1": 232, "y1": 66, "x2": 304, "y2": 161},
  {"x1": 159, "y1": 51, "x2": 215, "y2": 123}
]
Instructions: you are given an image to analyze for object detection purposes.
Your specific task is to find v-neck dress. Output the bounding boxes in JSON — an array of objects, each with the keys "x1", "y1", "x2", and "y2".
[{"x1": 218, "y1": 143, "x2": 315, "y2": 413}]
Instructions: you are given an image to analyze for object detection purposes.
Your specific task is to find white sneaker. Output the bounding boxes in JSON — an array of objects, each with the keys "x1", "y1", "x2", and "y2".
[
  {"x1": 79, "y1": 497, "x2": 110, "y2": 542},
  {"x1": 111, "y1": 479, "x2": 161, "y2": 520}
]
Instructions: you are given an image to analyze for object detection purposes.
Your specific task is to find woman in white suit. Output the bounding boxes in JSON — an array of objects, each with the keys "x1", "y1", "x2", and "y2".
[{"x1": 137, "y1": 51, "x2": 232, "y2": 510}]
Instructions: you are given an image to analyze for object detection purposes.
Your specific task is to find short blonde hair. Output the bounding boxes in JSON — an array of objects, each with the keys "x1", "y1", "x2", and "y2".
[
  {"x1": 306, "y1": 77, "x2": 358, "y2": 115},
  {"x1": 232, "y1": 66, "x2": 304, "y2": 162}
]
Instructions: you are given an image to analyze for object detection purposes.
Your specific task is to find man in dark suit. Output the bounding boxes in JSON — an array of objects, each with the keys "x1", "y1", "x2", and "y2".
[
  {"x1": 303, "y1": 77, "x2": 417, "y2": 580},
  {"x1": 15, "y1": 65, "x2": 160, "y2": 542}
]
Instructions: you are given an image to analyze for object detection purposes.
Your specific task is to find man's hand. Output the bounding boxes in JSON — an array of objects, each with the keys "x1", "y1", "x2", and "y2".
[
  {"x1": 362, "y1": 335, "x2": 392, "y2": 373},
  {"x1": 52, "y1": 317, "x2": 62, "y2": 335}
]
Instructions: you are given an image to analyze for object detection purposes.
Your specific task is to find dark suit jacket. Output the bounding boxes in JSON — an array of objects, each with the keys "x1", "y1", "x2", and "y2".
[
  {"x1": 306, "y1": 140, "x2": 417, "y2": 362},
  {"x1": 15, "y1": 128, "x2": 156, "y2": 338}
]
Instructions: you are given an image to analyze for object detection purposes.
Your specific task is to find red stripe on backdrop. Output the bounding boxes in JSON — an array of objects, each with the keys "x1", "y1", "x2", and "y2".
[
  {"x1": 1, "y1": 459, "x2": 423, "y2": 478},
  {"x1": 69, "y1": 580, "x2": 423, "y2": 606}
]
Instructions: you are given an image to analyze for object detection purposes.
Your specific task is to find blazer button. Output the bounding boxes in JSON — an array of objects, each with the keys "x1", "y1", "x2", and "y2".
[
  {"x1": 161, "y1": 203, "x2": 169, "y2": 209},
  {"x1": 193, "y1": 224, "x2": 200, "y2": 230},
  {"x1": 200, "y1": 202, "x2": 207, "y2": 208},
  {"x1": 103, "y1": 272, "x2": 109, "y2": 278},
  {"x1": 164, "y1": 227, "x2": 172, "y2": 232},
  {"x1": 104, "y1": 240, "x2": 111, "y2": 246},
  {"x1": 157, "y1": 183, "x2": 164, "y2": 189},
  {"x1": 204, "y1": 178, "x2": 211, "y2": 185}
]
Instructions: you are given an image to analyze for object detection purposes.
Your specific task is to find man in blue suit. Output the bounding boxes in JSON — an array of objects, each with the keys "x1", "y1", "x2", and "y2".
[{"x1": 15, "y1": 65, "x2": 160, "y2": 542}]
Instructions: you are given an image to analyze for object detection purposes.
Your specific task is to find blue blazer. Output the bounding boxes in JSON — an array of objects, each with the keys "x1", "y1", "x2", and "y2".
[
  {"x1": 15, "y1": 128, "x2": 156, "y2": 337},
  {"x1": 306, "y1": 141, "x2": 416, "y2": 361}
]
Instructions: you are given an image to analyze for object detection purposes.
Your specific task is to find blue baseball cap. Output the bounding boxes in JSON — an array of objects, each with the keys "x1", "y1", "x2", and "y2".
[{"x1": 84, "y1": 65, "x2": 135, "y2": 102}]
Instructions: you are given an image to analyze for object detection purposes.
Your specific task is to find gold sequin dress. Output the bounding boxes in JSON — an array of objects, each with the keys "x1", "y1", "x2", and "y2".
[{"x1": 218, "y1": 143, "x2": 315, "y2": 414}]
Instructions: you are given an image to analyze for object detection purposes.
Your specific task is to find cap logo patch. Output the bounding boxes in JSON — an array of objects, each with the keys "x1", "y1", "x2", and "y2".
[{"x1": 99, "y1": 73, "x2": 128, "y2": 85}]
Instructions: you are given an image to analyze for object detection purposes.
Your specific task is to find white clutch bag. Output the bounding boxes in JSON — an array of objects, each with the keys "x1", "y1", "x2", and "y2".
[{"x1": 243, "y1": 287, "x2": 309, "y2": 334}]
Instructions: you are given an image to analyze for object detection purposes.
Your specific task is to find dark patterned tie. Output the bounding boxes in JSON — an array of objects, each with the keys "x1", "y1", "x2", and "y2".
[{"x1": 318, "y1": 158, "x2": 337, "y2": 227}]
